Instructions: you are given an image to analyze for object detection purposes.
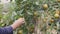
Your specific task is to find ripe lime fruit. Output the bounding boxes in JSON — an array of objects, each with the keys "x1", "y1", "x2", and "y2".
[
  {"x1": 18, "y1": 30, "x2": 23, "y2": 34},
  {"x1": 43, "y1": 19, "x2": 47, "y2": 23},
  {"x1": 55, "y1": 10, "x2": 60, "y2": 14},
  {"x1": 54, "y1": 14, "x2": 59, "y2": 18},
  {"x1": 50, "y1": 19, "x2": 54, "y2": 23},
  {"x1": 43, "y1": 4, "x2": 48, "y2": 9},
  {"x1": 34, "y1": 12, "x2": 38, "y2": 16},
  {"x1": 57, "y1": 0, "x2": 60, "y2": 2}
]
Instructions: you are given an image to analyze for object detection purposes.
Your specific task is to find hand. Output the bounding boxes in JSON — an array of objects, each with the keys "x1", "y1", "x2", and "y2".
[
  {"x1": 15, "y1": 18, "x2": 25, "y2": 24},
  {"x1": 11, "y1": 18, "x2": 25, "y2": 30}
]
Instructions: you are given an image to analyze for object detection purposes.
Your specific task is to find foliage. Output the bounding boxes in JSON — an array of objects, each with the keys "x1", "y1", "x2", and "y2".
[{"x1": 0, "y1": 0, "x2": 60, "y2": 34}]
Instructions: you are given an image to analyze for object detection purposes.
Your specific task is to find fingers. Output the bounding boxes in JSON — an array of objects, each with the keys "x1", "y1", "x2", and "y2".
[{"x1": 18, "y1": 18, "x2": 25, "y2": 23}]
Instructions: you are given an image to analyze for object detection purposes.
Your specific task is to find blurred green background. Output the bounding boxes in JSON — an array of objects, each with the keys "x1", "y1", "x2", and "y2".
[{"x1": 0, "y1": 0, "x2": 60, "y2": 34}]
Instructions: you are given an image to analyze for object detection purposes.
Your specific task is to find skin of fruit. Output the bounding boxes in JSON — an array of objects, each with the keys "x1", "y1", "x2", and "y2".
[
  {"x1": 57, "y1": 0, "x2": 60, "y2": 2},
  {"x1": 1, "y1": 24, "x2": 5, "y2": 26},
  {"x1": 43, "y1": 4, "x2": 48, "y2": 9},
  {"x1": 18, "y1": 30, "x2": 23, "y2": 34},
  {"x1": 55, "y1": 10, "x2": 60, "y2": 14},
  {"x1": 34, "y1": 12, "x2": 38, "y2": 16},
  {"x1": 50, "y1": 19, "x2": 54, "y2": 23},
  {"x1": 54, "y1": 14, "x2": 59, "y2": 18},
  {"x1": 43, "y1": 19, "x2": 47, "y2": 23}
]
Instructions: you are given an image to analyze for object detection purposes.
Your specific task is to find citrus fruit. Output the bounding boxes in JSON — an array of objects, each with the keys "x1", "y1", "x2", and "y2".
[
  {"x1": 54, "y1": 14, "x2": 59, "y2": 18},
  {"x1": 43, "y1": 4, "x2": 48, "y2": 9}
]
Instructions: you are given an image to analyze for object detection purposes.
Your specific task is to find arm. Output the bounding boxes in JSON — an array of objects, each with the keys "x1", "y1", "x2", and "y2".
[
  {"x1": 0, "y1": 18, "x2": 25, "y2": 34},
  {"x1": 0, "y1": 26, "x2": 13, "y2": 34}
]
